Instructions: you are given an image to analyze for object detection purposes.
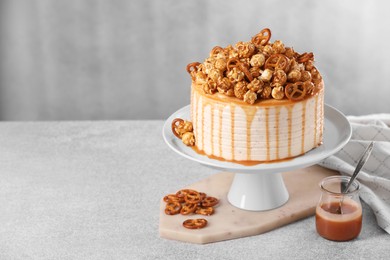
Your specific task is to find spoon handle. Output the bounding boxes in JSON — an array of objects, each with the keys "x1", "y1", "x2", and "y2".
[{"x1": 342, "y1": 141, "x2": 374, "y2": 193}]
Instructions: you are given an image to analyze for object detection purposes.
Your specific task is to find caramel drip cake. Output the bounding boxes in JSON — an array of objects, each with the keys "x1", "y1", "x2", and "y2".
[{"x1": 173, "y1": 28, "x2": 324, "y2": 164}]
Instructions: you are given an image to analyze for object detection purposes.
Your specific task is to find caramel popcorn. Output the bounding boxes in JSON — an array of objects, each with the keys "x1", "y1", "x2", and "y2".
[
  {"x1": 260, "y1": 69, "x2": 273, "y2": 82},
  {"x1": 187, "y1": 28, "x2": 322, "y2": 103},
  {"x1": 272, "y1": 40, "x2": 285, "y2": 54},
  {"x1": 215, "y1": 58, "x2": 227, "y2": 72},
  {"x1": 209, "y1": 68, "x2": 222, "y2": 82},
  {"x1": 303, "y1": 81, "x2": 315, "y2": 95},
  {"x1": 260, "y1": 85, "x2": 272, "y2": 99},
  {"x1": 227, "y1": 67, "x2": 245, "y2": 82},
  {"x1": 300, "y1": 70, "x2": 311, "y2": 82},
  {"x1": 273, "y1": 69, "x2": 287, "y2": 85},
  {"x1": 262, "y1": 45, "x2": 274, "y2": 56},
  {"x1": 272, "y1": 85, "x2": 285, "y2": 100},
  {"x1": 250, "y1": 53, "x2": 266, "y2": 67},
  {"x1": 171, "y1": 118, "x2": 196, "y2": 146},
  {"x1": 234, "y1": 81, "x2": 248, "y2": 99},
  {"x1": 244, "y1": 90, "x2": 257, "y2": 104},
  {"x1": 182, "y1": 132, "x2": 195, "y2": 146},
  {"x1": 236, "y1": 41, "x2": 256, "y2": 58},
  {"x1": 203, "y1": 79, "x2": 217, "y2": 94},
  {"x1": 285, "y1": 47, "x2": 297, "y2": 59},
  {"x1": 247, "y1": 78, "x2": 264, "y2": 93},
  {"x1": 287, "y1": 69, "x2": 301, "y2": 83}
]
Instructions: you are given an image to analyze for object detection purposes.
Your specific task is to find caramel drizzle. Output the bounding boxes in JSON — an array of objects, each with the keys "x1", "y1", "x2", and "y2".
[
  {"x1": 201, "y1": 98, "x2": 205, "y2": 150},
  {"x1": 218, "y1": 106, "x2": 223, "y2": 157},
  {"x1": 314, "y1": 95, "x2": 318, "y2": 145},
  {"x1": 244, "y1": 106, "x2": 257, "y2": 161},
  {"x1": 301, "y1": 100, "x2": 307, "y2": 154},
  {"x1": 287, "y1": 106, "x2": 292, "y2": 158},
  {"x1": 265, "y1": 107, "x2": 270, "y2": 161},
  {"x1": 275, "y1": 106, "x2": 281, "y2": 160},
  {"x1": 230, "y1": 105, "x2": 235, "y2": 160},
  {"x1": 210, "y1": 104, "x2": 214, "y2": 155}
]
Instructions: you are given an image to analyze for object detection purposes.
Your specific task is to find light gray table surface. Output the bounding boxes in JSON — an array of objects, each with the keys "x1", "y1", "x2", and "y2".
[{"x1": 0, "y1": 121, "x2": 388, "y2": 259}]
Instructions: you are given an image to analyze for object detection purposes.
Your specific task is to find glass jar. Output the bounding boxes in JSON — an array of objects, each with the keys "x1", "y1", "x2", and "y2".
[{"x1": 315, "y1": 176, "x2": 362, "y2": 241}]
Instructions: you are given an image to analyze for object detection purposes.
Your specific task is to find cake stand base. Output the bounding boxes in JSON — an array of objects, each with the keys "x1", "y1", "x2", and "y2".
[
  {"x1": 228, "y1": 172, "x2": 289, "y2": 211},
  {"x1": 159, "y1": 165, "x2": 338, "y2": 244}
]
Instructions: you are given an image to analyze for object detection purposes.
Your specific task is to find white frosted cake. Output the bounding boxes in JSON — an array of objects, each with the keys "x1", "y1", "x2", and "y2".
[
  {"x1": 191, "y1": 81, "x2": 324, "y2": 163},
  {"x1": 174, "y1": 28, "x2": 324, "y2": 165}
]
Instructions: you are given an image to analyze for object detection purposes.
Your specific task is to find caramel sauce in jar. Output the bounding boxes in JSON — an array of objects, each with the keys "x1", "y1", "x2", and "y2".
[{"x1": 315, "y1": 176, "x2": 362, "y2": 241}]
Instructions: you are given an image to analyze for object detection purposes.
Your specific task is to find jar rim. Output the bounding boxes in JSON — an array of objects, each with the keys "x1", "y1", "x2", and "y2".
[{"x1": 320, "y1": 175, "x2": 360, "y2": 195}]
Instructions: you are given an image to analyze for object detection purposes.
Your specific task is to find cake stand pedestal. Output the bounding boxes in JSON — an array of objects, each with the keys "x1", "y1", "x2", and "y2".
[
  {"x1": 163, "y1": 104, "x2": 351, "y2": 211},
  {"x1": 228, "y1": 171, "x2": 289, "y2": 211}
]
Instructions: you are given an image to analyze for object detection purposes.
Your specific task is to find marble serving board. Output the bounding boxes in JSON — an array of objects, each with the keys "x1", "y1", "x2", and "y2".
[{"x1": 159, "y1": 165, "x2": 338, "y2": 244}]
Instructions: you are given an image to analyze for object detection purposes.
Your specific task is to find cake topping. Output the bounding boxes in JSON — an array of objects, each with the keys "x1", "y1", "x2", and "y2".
[
  {"x1": 171, "y1": 118, "x2": 195, "y2": 146},
  {"x1": 187, "y1": 28, "x2": 322, "y2": 103}
]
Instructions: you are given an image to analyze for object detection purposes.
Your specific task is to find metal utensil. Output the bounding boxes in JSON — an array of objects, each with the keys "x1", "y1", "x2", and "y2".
[{"x1": 336, "y1": 141, "x2": 374, "y2": 214}]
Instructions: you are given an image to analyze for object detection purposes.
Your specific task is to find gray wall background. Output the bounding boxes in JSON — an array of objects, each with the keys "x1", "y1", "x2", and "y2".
[{"x1": 0, "y1": 0, "x2": 389, "y2": 120}]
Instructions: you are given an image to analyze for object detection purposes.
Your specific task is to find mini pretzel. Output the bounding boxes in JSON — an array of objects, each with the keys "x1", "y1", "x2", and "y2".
[
  {"x1": 226, "y1": 58, "x2": 241, "y2": 72},
  {"x1": 165, "y1": 201, "x2": 182, "y2": 215},
  {"x1": 201, "y1": 196, "x2": 219, "y2": 207},
  {"x1": 285, "y1": 82, "x2": 307, "y2": 101},
  {"x1": 251, "y1": 28, "x2": 271, "y2": 46},
  {"x1": 297, "y1": 52, "x2": 314, "y2": 63},
  {"x1": 183, "y1": 218, "x2": 208, "y2": 229},
  {"x1": 171, "y1": 118, "x2": 184, "y2": 138},
  {"x1": 265, "y1": 54, "x2": 289, "y2": 71},
  {"x1": 184, "y1": 190, "x2": 202, "y2": 204},
  {"x1": 176, "y1": 189, "x2": 195, "y2": 199},
  {"x1": 210, "y1": 46, "x2": 224, "y2": 57},
  {"x1": 238, "y1": 63, "x2": 254, "y2": 82},
  {"x1": 186, "y1": 62, "x2": 201, "y2": 80},
  {"x1": 180, "y1": 203, "x2": 198, "y2": 215},
  {"x1": 199, "y1": 192, "x2": 207, "y2": 201},
  {"x1": 163, "y1": 194, "x2": 184, "y2": 203},
  {"x1": 196, "y1": 206, "x2": 214, "y2": 216},
  {"x1": 226, "y1": 58, "x2": 253, "y2": 81}
]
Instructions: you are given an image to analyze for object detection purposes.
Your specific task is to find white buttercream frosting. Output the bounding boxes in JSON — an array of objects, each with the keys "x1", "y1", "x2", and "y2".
[{"x1": 191, "y1": 83, "x2": 324, "y2": 163}]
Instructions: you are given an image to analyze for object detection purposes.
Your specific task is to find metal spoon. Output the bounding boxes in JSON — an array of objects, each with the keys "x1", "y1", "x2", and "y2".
[{"x1": 336, "y1": 141, "x2": 374, "y2": 214}]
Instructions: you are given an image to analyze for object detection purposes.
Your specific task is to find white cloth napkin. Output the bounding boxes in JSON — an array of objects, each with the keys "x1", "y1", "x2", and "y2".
[{"x1": 318, "y1": 113, "x2": 390, "y2": 234}]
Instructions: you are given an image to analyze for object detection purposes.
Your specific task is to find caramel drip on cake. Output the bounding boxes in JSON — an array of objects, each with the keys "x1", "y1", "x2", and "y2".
[
  {"x1": 218, "y1": 106, "x2": 223, "y2": 157},
  {"x1": 287, "y1": 106, "x2": 292, "y2": 158},
  {"x1": 201, "y1": 98, "x2": 205, "y2": 151},
  {"x1": 244, "y1": 106, "x2": 257, "y2": 161},
  {"x1": 320, "y1": 92, "x2": 324, "y2": 142},
  {"x1": 230, "y1": 105, "x2": 235, "y2": 160},
  {"x1": 301, "y1": 100, "x2": 307, "y2": 154},
  {"x1": 275, "y1": 106, "x2": 281, "y2": 160},
  {"x1": 210, "y1": 103, "x2": 214, "y2": 155},
  {"x1": 265, "y1": 107, "x2": 270, "y2": 161},
  {"x1": 314, "y1": 95, "x2": 318, "y2": 145}
]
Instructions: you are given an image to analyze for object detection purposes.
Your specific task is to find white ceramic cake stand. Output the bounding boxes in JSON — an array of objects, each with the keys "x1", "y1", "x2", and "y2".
[{"x1": 163, "y1": 104, "x2": 352, "y2": 211}]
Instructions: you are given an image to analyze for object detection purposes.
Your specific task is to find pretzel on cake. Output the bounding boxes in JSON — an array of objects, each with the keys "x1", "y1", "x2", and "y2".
[
  {"x1": 251, "y1": 28, "x2": 272, "y2": 46},
  {"x1": 285, "y1": 82, "x2": 307, "y2": 101}
]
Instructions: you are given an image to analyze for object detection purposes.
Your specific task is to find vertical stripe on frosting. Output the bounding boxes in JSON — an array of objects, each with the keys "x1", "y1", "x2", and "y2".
[
  {"x1": 314, "y1": 95, "x2": 318, "y2": 145},
  {"x1": 196, "y1": 96, "x2": 203, "y2": 150},
  {"x1": 221, "y1": 105, "x2": 232, "y2": 160},
  {"x1": 290, "y1": 102, "x2": 303, "y2": 156},
  {"x1": 265, "y1": 107, "x2": 270, "y2": 161},
  {"x1": 287, "y1": 106, "x2": 292, "y2": 158},
  {"x1": 203, "y1": 105, "x2": 211, "y2": 155},
  {"x1": 301, "y1": 100, "x2": 307, "y2": 154},
  {"x1": 244, "y1": 106, "x2": 257, "y2": 161},
  {"x1": 230, "y1": 105, "x2": 235, "y2": 161},
  {"x1": 275, "y1": 106, "x2": 281, "y2": 160},
  {"x1": 218, "y1": 106, "x2": 223, "y2": 157}
]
